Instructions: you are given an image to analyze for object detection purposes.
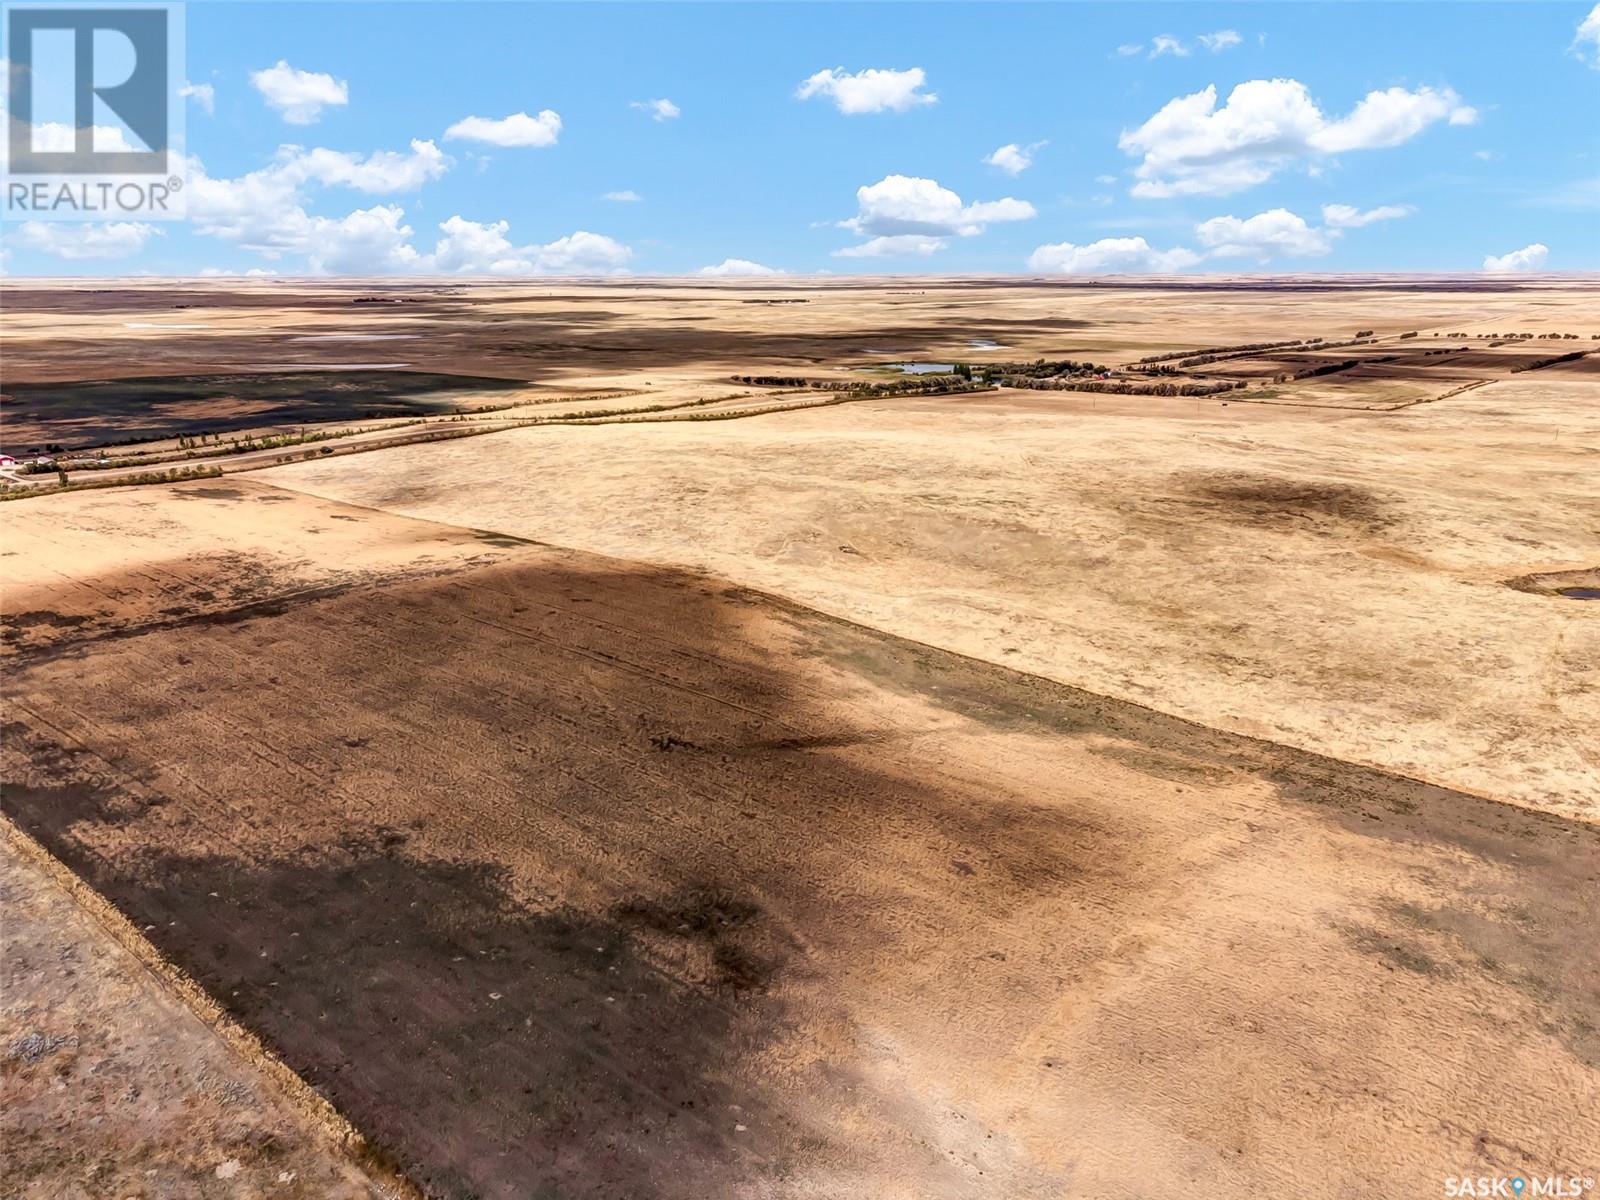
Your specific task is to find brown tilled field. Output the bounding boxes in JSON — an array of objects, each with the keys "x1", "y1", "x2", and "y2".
[{"x1": 2, "y1": 277, "x2": 1597, "y2": 1199}]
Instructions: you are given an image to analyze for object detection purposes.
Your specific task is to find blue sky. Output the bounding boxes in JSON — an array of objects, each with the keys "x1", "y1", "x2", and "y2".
[{"x1": 4, "y1": 1, "x2": 1598, "y2": 276}]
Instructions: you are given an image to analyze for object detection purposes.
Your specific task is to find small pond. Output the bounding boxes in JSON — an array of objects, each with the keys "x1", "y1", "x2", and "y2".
[{"x1": 885, "y1": 362, "x2": 957, "y2": 374}]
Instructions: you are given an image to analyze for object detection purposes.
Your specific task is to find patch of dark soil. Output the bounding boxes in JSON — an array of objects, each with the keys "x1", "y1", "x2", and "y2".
[
  {"x1": 1503, "y1": 566, "x2": 1600, "y2": 597},
  {"x1": 1339, "y1": 923, "x2": 1442, "y2": 975},
  {"x1": 742, "y1": 731, "x2": 874, "y2": 752},
  {"x1": 472, "y1": 528, "x2": 539, "y2": 548},
  {"x1": 1089, "y1": 742, "x2": 1236, "y2": 786},
  {"x1": 13, "y1": 821, "x2": 794, "y2": 1200},
  {"x1": 612, "y1": 888, "x2": 778, "y2": 993},
  {"x1": 1178, "y1": 472, "x2": 1394, "y2": 533},
  {"x1": 2, "y1": 611, "x2": 90, "y2": 637},
  {"x1": 1384, "y1": 900, "x2": 1600, "y2": 1069},
  {"x1": 613, "y1": 889, "x2": 761, "y2": 938},
  {"x1": 1, "y1": 720, "x2": 164, "y2": 840},
  {"x1": 801, "y1": 633, "x2": 1091, "y2": 737},
  {"x1": 3, "y1": 370, "x2": 528, "y2": 451}
]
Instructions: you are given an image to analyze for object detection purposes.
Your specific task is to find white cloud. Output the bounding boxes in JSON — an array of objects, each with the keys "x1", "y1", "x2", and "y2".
[
  {"x1": 430, "y1": 217, "x2": 631, "y2": 275},
  {"x1": 1320, "y1": 202, "x2": 1414, "y2": 229},
  {"x1": 278, "y1": 139, "x2": 449, "y2": 192},
  {"x1": 1573, "y1": 4, "x2": 1600, "y2": 67},
  {"x1": 1094, "y1": 173, "x2": 1118, "y2": 185},
  {"x1": 1195, "y1": 208, "x2": 1334, "y2": 260},
  {"x1": 630, "y1": 98, "x2": 680, "y2": 122},
  {"x1": 840, "y1": 175, "x2": 1035, "y2": 246},
  {"x1": 1315, "y1": 86, "x2": 1477, "y2": 153},
  {"x1": 796, "y1": 67, "x2": 936, "y2": 114},
  {"x1": 1483, "y1": 243, "x2": 1549, "y2": 272},
  {"x1": 1197, "y1": 30, "x2": 1242, "y2": 52},
  {"x1": 7, "y1": 121, "x2": 134, "y2": 157},
  {"x1": 300, "y1": 205, "x2": 423, "y2": 274},
  {"x1": 984, "y1": 141, "x2": 1046, "y2": 176},
  {"x1": 602, "y1": 190, "x2": 642, "y2": 202},
  {"x1": 697, "y1": 258, "x2": 781, "y2": 276},
  {"x1": 444, "y1": 110, "x2": 561, "y2": 148},
  {"x1": 12, "y1": 221, "x2": 160, "y2": 260},
  {"x1": 1119, "y1": 32, "x2": 1240, "y2": 58},
  {"x1": 249, "y1": 60, "x2": 348, "y2": 125},
  {"x1": 1028, "y1": 237, "x2": 1200, "y2": 274},
  {"x1": 180, "y1": 81, "x2": 215, "y2": 115},
  {"x1": 182, "y1": 139, "x2": 448, "y2": 269},
  {"x1": 834, "y1": 234, "x2": 947, "y2": 259},
  {"x1": 1029, "y1": 199, "x2": 1408, "y2": 275},
  {"x1": 1120, "y1": 79, "x2": 1478, "y2": 197}
]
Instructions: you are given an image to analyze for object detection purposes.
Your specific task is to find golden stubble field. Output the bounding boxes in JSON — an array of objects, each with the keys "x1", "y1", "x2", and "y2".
[
  {"x1": 271, "y1": 369, "x2": 1600, "y2": 818},
  {"x1": 2, "y1": 276, "x2": 1597, "y2": 1199}
]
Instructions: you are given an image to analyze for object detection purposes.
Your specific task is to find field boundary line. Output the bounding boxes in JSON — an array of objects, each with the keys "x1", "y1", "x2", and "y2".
[{"x1": 0, "y1": 814, "x2": 424, "y2": 1200}]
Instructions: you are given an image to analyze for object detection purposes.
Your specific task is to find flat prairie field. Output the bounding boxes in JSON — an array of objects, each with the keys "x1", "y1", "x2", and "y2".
[{"x1": 2, "y1": 276, "x2": 1597, "y2": 1199}]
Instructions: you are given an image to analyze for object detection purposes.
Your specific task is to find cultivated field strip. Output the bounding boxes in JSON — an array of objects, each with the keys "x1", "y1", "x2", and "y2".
[{"x1": 5, "y1": 516, "x2": 1598, "y2": 1198}]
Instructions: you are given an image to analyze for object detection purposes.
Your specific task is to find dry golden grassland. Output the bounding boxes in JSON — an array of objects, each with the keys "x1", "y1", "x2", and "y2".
[{"x1": 2, "y1": 276, "x2": 1596, "y2": 1199}]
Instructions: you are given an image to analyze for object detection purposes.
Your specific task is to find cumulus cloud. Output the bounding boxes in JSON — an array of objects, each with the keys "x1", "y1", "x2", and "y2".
[
  {"x1": 1195, "y1": 208, "x2": 1334, "y2": 260},
  {"x1": 1149, "y1": 35, "x2": 1189, "y2": 58},
  {"x1": 630, "y1": 98, "x2": 680, "y2": 121},
  {"x1": 1198, "y1": 30, "x2": 1243, "y2": 52},
  {"x1": 180, "y1": 139, "x2": 448, "y2": 271},
  {"x1": 602, "y1": 190, "x2": 641, "y2": 202},
  {"x1": 834, "y1": 234, "x2": 947, "y2": 259},
  {"x1": 277, "y1": 139, "x2": 450, "y2": 192},
  {"x1": 1320, "y1": 202, "x2": 1414, "y2": 229},
  {"x1": 983, "y1": 141, "x2": 1046, "y2": 176},
  {"x1": 797, "y1": 67, "x2": 935, "y2": 114},
  {"x1": 1483, "y1": 243, "x2": 1549, "y2": 272},
  {"x1": 839, "y1": 174, "x2": 1035, "y2": 250},
  {"x1": 1120, "y1": 79, "x2": 1478, "y2": 197},
  {"x1": 250, "y1": 60, "x2": 348, "y2": 125},
  {"x1": 697, "y1": 258, "x2": 781, "y2": 276},
  {"x1": 300, "y1": 205, "x2": 423, "y2": 274},
  {"x1": 430, "y1": 217, "x2": 631, "y2": 275},
  {"x1": 1573, "y1": 4, "x2": 1600, "y2": 67},
  {"x1": 180, "y1": 81, "x2": 215, "y2": 114},
  {"x1": 444, "y1": 110, "x2": 561, "y2": 148},
  {"x1": 1029, "y1": 200, "x2": 1411, "y2": 274},
  {"x1": 3, "y1": 121, "x2": 134, "y2": 159},
  {"x1": 12, "y1": 221, "x2": 161, "y2": 260},
  {"x1": 1028, "y1": 237, "x2": 1200, "y2": 274}
]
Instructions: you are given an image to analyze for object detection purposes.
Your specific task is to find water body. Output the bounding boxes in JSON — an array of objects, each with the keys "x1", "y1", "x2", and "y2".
[
  {"x1": 888, "y1": 362, "x2": 957, "y2": 374},
  {"x1": 969, "y1": 339, "x2": 1007, "y2": 350},
  {"x1": 1558, "y1": 588, "x2": 1600, "y2": 600}
]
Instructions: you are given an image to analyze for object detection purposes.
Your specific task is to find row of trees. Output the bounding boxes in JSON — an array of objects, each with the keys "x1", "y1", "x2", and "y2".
[
  {"x1": 1003, "y1": 376, "x2": 1245, "y2": 397},
  {"x1": 1135, "y1": 337, "x2": 1318, "y2": 366}
]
